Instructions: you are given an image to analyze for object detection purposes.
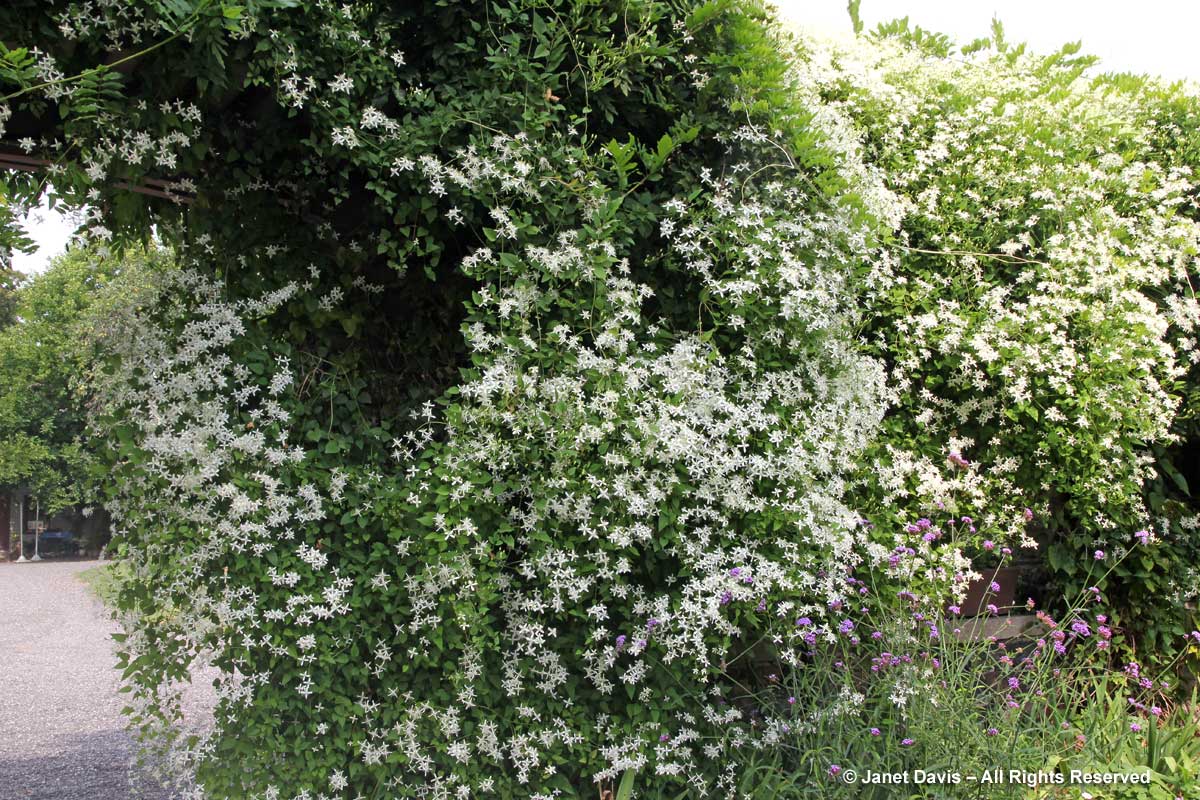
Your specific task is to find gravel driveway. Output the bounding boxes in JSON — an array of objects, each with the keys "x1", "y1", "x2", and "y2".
[{"x1": 0, "y1": 560, "x2": 168, "y2": 799}]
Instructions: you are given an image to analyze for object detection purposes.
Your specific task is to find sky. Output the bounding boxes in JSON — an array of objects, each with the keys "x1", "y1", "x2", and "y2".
[
  {"x1": 9, "y1": 0, "x2": 1198, "y2": 277},
  {"x1": 777, "y1": 0, "x2": 1200, "y2": 81},
  {"x1": 10, "y1": 196, "x2": 81, "y2": 277}
]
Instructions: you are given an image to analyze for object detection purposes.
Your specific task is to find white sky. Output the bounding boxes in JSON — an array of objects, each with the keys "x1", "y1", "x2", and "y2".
[
  {"x1": 776, "y1": 0, "x2": 1200, "y2": 81},
  {"x1": 10, "y1": 195, "x2": 80, "y2": 277},
  {"x1": 9, "y1": 1, "x2": 1198, "y2": 276}
]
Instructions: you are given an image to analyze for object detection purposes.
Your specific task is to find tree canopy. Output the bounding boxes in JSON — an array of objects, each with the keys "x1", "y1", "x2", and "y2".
[{"x1": 0, "y1": 246, "x2": 157, "y2": 512}]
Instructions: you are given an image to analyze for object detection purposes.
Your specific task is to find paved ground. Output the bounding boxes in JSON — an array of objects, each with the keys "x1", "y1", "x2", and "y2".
[{"x1": 0, "y1": 560, "x2": 167, "y2": 799}]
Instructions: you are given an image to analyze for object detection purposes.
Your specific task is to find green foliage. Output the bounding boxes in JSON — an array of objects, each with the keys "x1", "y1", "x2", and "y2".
[
  {"x1": 3, "y1": 1, "x2": 1200, "y2": 798},
  {"x1": 0, "y1": 1, "x2": 903, "y2": 796},
  {"x1": 0, "y1": 246, "x2": 159, "y2": 511},
  {"x1": 0, "y1": 182, "x2": 37, "y2": 262},
  {"x1": 688, "y1": 588, "x2": 1200, "y2": 800},
  {"x1": 797, "y1": 25, "x2": 1200, "y2": 673},
  {"x1": 78, "y1": 560, "x2": 128, "y2": 605},
  {"x1": 871, "y1": 17, "x2": 954, "y2": 57}
]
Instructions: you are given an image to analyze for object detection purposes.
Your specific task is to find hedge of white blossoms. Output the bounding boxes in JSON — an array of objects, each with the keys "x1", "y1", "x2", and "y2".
[
  {"x1": 791, "y1": 29, "x2": 1199, "y2": 554},
  {"x1": 791, "y1": 26, "x2": 1200, "y2": 658},
  {"x1": 41, "y1": 5, "x2": 1200, "y2": 800},
  {"x1": 94, "y1": 119, "x2": 920, "y2": 795},
  {"x1": 74, "y1": 11, "x2": 947, "y2": 797}
]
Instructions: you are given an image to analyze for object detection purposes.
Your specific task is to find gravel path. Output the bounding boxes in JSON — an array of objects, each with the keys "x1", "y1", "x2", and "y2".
[{"x1": 0, "y1": 560, "x2": 167, "y2": 799}]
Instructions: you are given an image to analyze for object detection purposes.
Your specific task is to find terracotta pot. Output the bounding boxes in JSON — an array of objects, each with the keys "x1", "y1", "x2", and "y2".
[{"x1": 952, "y1": 566, "x2": 1022, "y2": 617}]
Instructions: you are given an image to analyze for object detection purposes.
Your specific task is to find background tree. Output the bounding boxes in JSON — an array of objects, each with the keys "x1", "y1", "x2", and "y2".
[{"x1": 0, "y1": 245, "x2": 157, "y2": 515}]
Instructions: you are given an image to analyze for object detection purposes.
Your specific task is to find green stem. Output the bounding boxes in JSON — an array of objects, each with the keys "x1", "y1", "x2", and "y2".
[{"x1": 1, "y1": 5, "x2": 209, "y2": 104}]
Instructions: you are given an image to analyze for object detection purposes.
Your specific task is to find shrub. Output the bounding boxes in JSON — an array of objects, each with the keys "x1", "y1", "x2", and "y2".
[
  {"x1": 28, "y1": 1, "x2": 918, "y2": 796},
  {"x1": 792, "y1": 22, "x2": 1200, "y2": 668},
  {"x1": 4, "y1": 1, "x2": 1200, "y2": 797}
]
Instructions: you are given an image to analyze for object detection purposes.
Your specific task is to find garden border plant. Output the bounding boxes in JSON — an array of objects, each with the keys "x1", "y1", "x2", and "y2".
[{"x1": 790, "y1": 18, "x2": 1200, "y2": 673}]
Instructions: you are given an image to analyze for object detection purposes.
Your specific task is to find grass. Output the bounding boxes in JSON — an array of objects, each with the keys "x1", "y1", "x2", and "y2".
[{"x1": 77, "y1": 561, "x2": 124, "y2": 606}]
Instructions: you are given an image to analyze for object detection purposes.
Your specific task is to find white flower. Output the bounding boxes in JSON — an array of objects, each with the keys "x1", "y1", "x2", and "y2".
[{"x1": 328, "y1": 73, "x2": 354, "y2": 93}]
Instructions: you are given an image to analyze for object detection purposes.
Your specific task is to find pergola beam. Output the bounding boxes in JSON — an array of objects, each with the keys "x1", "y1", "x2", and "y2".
[{"x1": 0, "y1": 146, "x2": 194, "y2": 204}]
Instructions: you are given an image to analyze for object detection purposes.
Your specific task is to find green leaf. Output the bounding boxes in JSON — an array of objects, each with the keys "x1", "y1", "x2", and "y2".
[{"x1": 616, "y1": 769, "x2": 635, "y2": 800}]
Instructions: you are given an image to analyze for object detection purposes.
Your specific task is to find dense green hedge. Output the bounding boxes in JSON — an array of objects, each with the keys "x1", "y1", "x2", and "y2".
[
  {"x1": 3, "y1": 1, "x2": 1200, "y2": 797},
  {"x1": 5, "y1": 0, "x2": 907, "y2": 795},
  {"x1": 794, "y1": 21, "x2": 1200, "y2": 666}
]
